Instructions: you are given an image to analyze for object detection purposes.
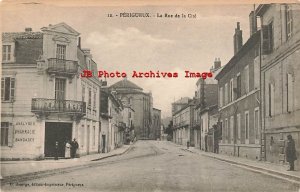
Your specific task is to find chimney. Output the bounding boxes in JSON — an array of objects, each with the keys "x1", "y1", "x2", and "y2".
[
  {"x1": 249, "y1": 11, "x2": 257, "y2": 36},
  {"x1": 78, "y1": 37, "x2": 81, "y2": 48},
  {"x1": 214, "y1": 58, "x2": 221, "y2": 70},
  {"x1": 25, "y1": 28, "x2": 32, "y2": 32},
  {"x1": 233, "y1": 22, "x2": 243, "y2": 55}
]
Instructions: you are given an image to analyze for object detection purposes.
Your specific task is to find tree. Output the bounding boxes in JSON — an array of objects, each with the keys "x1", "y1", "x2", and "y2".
[{"x1": 165, "y1": 120, "x2": 173, "y2": 137}]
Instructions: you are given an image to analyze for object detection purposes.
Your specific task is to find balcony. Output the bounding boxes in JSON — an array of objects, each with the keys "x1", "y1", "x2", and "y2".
[
  {"x1": 31, "y1": 98, "x2": 86, "y2": 117},
  {"x1": 47, "y1": 58, "x2": 78, "y2": 76}
]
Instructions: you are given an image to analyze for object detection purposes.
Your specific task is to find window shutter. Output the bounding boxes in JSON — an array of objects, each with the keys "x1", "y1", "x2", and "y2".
[
  {"x1": 10, "y1": 77, "x2": 15, "y2": 101},
  {"x1": 1, "y1": 78, "x2": 4, "y2": 101},
  {"x1": 8, "y1": 124, "x2": 14, "y2": 147},
  {"x1": 261, "y1": 25, "x2": 270, "y2": 55}
]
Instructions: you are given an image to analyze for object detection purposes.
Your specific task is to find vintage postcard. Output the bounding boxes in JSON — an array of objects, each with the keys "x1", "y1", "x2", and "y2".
[{"x1": 1, "y1": 0, "x2": 300, "y2": 191}]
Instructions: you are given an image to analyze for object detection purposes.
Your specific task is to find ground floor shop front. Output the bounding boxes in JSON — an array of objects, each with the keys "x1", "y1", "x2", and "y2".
[{"x1": 1, "y1": 114, "x2": 100, "y2": 160}]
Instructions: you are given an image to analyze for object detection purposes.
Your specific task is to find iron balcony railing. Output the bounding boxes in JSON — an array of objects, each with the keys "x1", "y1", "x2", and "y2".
[
  {"x1": 47, "y1": 58, "x2": 78, "y2": 75},
  {"x1": 31, "y1": 98, "x2": 86, "y2": 115}
]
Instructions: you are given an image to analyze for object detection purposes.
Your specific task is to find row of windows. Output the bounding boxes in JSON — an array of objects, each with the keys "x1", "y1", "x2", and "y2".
[
  {"x1": 82, "y1": 84, "x2": 98, "y2": 115},
  {"x1": 262, "y1": 5, "x2": 293, "y2": 55},
  {"x1": 173, "y1": 110, "x2": 189, "y2": 126},
  {"x1": 221, "y1": 108, "x2": 260, "y2": 145},
  {"x1": 79, "y1": 124, "x2": 97, "y2": 149}
]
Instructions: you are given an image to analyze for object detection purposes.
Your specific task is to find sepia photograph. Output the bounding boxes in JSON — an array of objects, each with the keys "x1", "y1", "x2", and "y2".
[{"x1": 1, "y1": 0, "x2": 300, "y2": 191}]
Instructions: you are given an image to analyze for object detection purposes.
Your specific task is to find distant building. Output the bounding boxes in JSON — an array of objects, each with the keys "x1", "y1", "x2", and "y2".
[
  {"x1": 257, "y1": 4, "x2": 300, "y2": 165},
  {"x1": 195, "y1": 58, "x2": 222, "y2": 151},
  {"x1": 171, "y1": 97, "x2": 191, "y2": 115},
  {"x1": 109, "y1": 79, "x2": 154, "y2": 140},
  {"x1": 172, "y1": 99, "x2": 195, "y2": 146},
  {"x1": 152, "y1": 108, "x2": 161, "y2": 140}
]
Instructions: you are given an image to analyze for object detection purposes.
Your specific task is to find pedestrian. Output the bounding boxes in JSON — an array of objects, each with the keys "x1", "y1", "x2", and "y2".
[
  {"x1": 54, "y1": 141, "x2": 59, "y2": 160},
  {"x1": 286, "y1": 135, "x2": 297, "y2": 171},
  {"x1": 65, "y1": 140, "x2": 71, "y2": 159},
  {"x1": 71, "y1": 138, "x2": 79, "y2": 158}
]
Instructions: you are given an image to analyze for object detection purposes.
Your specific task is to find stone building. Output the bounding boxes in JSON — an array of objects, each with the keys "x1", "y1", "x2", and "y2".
[
  {"x1": 193, "y1": 58, "x2": 222, "y2": 150},
  {"x1": 256, "y1": 4, "x2": 300, "y2": 165},
  {"x1": 215, "y1": 22, "x2": 261, "y2": 160},
  {"x1": 109, "y1": 79, "x2": 154, "y2": 140},
  {"x1": 172, "y1": 99, "x2": 195, "y2": 147},
  {"x1": 152, "y1": 108, "x2": 161, "y2": 140},
  {"x1": 1, "y1": 23, "x2": 101, "y2": 160}
]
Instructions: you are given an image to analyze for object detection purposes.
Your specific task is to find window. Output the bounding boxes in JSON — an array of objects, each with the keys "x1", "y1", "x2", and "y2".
[
  {"x1": 254, "y1": 61, "x2": 260, "y2": 89},
  {"x1": 286, "y1": 5, "x2": 293, "y2": 39},
  {"x1": 88, "y1": 88, "x2": 92, "y2": 108},
  {"x1": 237, "y1": 114, "x2": 241, "y2": 143},
  {"x1": 230, "y1": 116, "x2": 234, "y2": 143},
  {"x1": 254, "y1": 108, "x2": 260, "y2": 143},
  {"x1": 2, "y1": 45, "x2": 14, "y2": 62},
  {"x1": 262, "y1": 22, "x2": 274, "y2": 54},
  {"x1": 268, "y1": 83, "x2": 275, "y2": 117},
  {"x1": 230, "y1": 79, "x2": 234, "y2": 102},
  {"x1": 129, "y1": 111, "x2": 131, "y2": 118},
  {"x1": 88, "y1": 59, "x2": 92, "y2": 70},
  {"x1": 224, "y1": 83, "x2": 228, "y2": 105},
  {"x1": 244, "y1": 66, "x2": 249, "y2": 93},
  {"x1": 92, "y1": 126, "x2": 95, "y2": 146},
  {"x1": 1, "y1": 77, "x2": 15, "y2": 102},
  {"x1": 225, "y1": 118, "x2": 228, "y2": 143},
  {"x1": 55, "y1": 78, "x2": 66, "y2": 100},
  {"x1": 245, "y1": 111, "x2": 249, "y2": 143},
  {"x1": 56, "y1": 44, "x2": 66, "y2": 60},
  {"x1": 219, "y1": 87, "x2": 223, "y2": 107},
  {"x1": 287, "y1": 73, "x2": 294, "y2": 112},
  {"x1": 93, "y1": 90, "x2": 96, "y2": 110},
  {"x1": 1, "y1": 122, "x2": 9, "y2": 146},
  {"x1": 236, "y1": 74, "x2": 241, "y2": 98}
]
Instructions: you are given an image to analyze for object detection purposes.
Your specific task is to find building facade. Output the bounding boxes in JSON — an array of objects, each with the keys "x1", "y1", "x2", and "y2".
[
  {"x1": 194, "y1": 59, "x2": 222, "y2": 151},
  {"x1": 172, "y1": 100, "x2": 195, "y2": 147},
  {"x1": 215, "y1": 22, "x2": 261, "y2": 160},
  {"x1": 257, "y1": 4, "x2": 300, "y2": 165},
  {"x1": 109, "y1": 79, "x2": 154, "y2": 140},
  {"x1": 152, "y1": 108, "x2": 161, "y2": 140},
  {"x1": 1, "y1": 23, "x2": 101, "y2": 160}
]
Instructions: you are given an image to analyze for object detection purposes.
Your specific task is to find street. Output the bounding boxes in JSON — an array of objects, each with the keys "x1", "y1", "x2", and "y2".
[{"x1": 2, "y1": 141, "x2": 299, "y2": 192}]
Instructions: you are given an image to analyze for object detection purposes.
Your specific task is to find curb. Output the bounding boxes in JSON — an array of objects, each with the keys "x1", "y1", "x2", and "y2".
[
  {"x1": 183, "y1": 148, "x2": 300, "y2": 185},
  {"x1": 91, "y1": 145, "x2": 132, "y2": 161},
  {"x1": 0, "y1": 145, "x2": 133, "y2": 184}
]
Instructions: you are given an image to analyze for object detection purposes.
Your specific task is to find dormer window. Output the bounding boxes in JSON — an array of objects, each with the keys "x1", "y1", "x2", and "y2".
[{"x1": 2, "y1": 44, "x2": 15, "y2": 62}]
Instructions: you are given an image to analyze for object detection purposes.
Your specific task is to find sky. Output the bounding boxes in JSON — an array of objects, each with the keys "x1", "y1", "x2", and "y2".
[{"x1": 1, "y1": 2, "x2": 254, "y2": 118}]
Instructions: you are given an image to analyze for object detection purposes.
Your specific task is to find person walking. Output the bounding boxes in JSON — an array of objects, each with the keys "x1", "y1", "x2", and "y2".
[
  {"x1": 65, "y1": 140, "x2": 71, "y2": 159},
  {"x1": 286, "y1": 135, "x2": 297, "y2": 171},
  {"x1": 71, "y1": 138, "x2": 79, "y2": 158}
]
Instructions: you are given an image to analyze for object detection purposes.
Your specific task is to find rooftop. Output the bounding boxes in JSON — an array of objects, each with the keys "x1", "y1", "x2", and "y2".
[{"x1": 110, "y1": 79, "x2": 143, "y2": 91}]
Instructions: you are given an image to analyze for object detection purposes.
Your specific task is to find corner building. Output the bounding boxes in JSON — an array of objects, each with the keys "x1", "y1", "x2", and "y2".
[{"x1": 1, "y1": 23, "x2": 101, "y2": 160}]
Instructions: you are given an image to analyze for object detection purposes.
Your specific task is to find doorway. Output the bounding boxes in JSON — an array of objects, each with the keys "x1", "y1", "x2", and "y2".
[
  {"x1": 102, "y1": 135, "x2": 106, "y2": 153},
  {"x1": 44, "y1": 122, "x2": 72, "y2": 157}
]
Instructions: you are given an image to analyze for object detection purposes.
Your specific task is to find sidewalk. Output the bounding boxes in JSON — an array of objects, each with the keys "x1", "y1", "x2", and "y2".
[
  {"x1": 0, "y1": 144, "x2": 131, "y2": 180},
  {"x1": 178, "y1": 144, "x2": 300, "y2": 184}
]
